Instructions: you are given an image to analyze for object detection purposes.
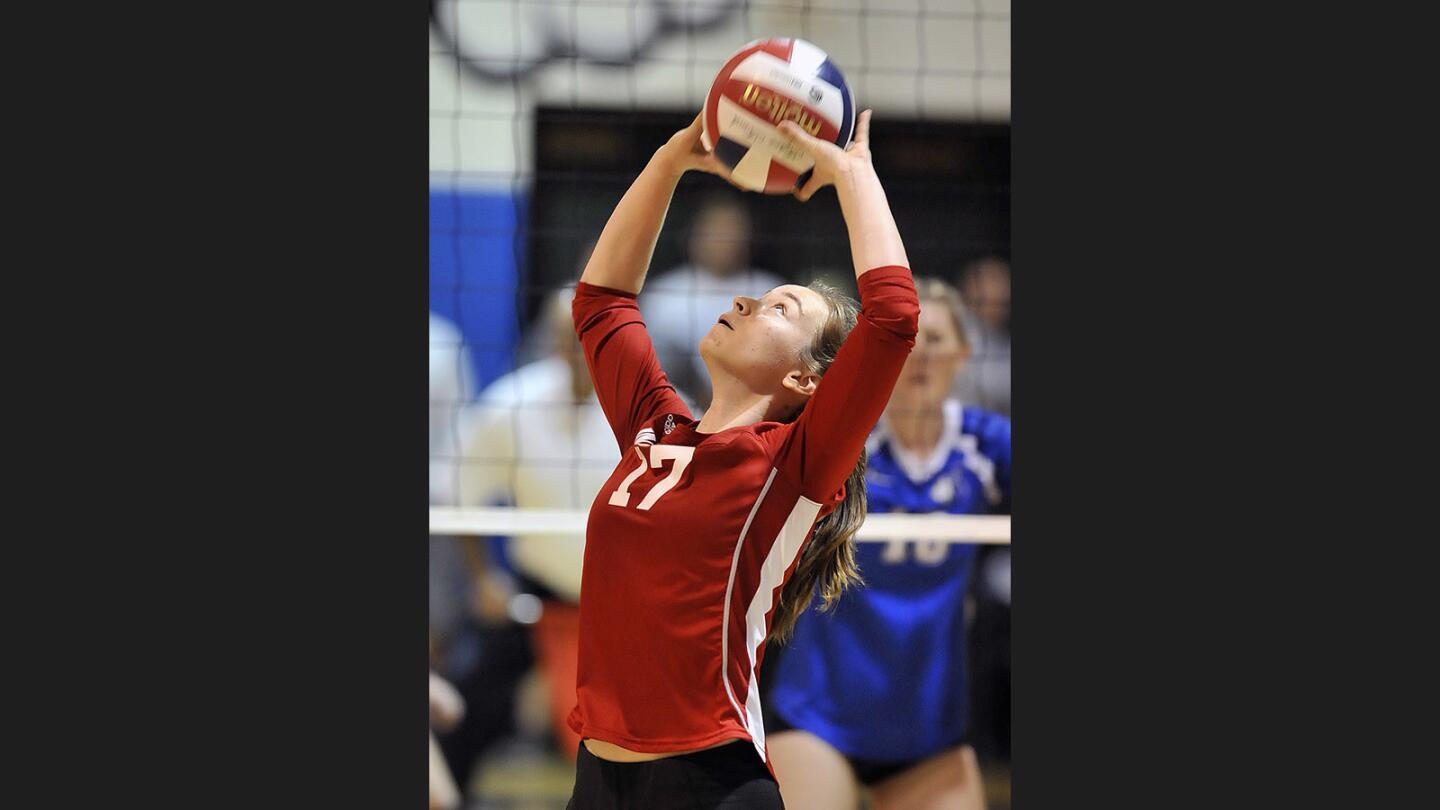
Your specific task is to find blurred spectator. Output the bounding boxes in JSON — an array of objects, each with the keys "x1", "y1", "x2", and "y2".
[
  {"x1": 429, "y1": 311, "x2": 534, "y2": 795},
  {"x1": 969, "y1": 544, "x2": 1011, "y2": 764},
  {"x1": 640, "y1": 192, "x2": 783, "y2": 405},
  {"x1": 457, "y1": 281, "x2": 622, "y2": 763},
  {"x1": 953, "y1": 258, "x2": 1012, "y2": 764},
  {"x1": 430, "y1": 670, "x2": 467, "y2": 731},
  {"x1": 430, "y1": 313, "x2": 473, "y2": 508},
  {"x1": 429, "y1": 672, "x2": 466, "y2": 810},
  {"x1": 430, "y1": 313, "x2": 474, "y2": 653},
  {"x1": 952, "y1": 256, "x2": 1012, "y2": 416}
]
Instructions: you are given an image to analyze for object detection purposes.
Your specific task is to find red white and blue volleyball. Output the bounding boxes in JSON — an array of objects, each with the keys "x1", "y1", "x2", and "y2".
[{"x1": 702, "y1": 37, "x2": 856, "y2": 195}]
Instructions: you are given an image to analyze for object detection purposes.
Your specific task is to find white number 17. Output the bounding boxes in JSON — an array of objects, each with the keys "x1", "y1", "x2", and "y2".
[{"x1": 607, "y1": 444, "x2": 695, "y2": 511}]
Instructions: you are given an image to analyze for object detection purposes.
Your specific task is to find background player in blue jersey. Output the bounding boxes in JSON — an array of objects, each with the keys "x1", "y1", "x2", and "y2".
[{"x1": 764, "y1": 278, "x2": 1011, "y2": 810}]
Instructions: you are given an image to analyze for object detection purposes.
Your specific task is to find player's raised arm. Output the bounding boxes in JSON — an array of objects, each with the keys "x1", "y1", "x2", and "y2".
[
  {"x1": 572, "y1": 115, "x2": 731, "y2": 447},
  {"x1": 769, "y1": 110, "x2": 919, "y2": 500},
  {"x1": 777, "y1": 110, "x2": 910, "y2": 281},
  {"x1": 579, "y1": 113, "x2": 736, "y2": 294}
]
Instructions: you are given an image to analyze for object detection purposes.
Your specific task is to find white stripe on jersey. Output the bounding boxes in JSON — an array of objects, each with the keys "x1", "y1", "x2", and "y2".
[
  {"x1": 871, "y1": 399, "x2": 1000, "y2": 504},
  {"x1": 741, "y1": 495, "x2": 823, "y2": 762},
  {"x1": 956, "y1": 433, "x2": 1002, "y2": 506},
  {"x1": 720, "y1": 468, "x2": 778, "y2": 731}
]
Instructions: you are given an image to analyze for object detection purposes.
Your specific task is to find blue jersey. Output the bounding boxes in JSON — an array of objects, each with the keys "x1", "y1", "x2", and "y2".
[{"x1": 767, "y1": 400, "x2": 1011, "y2": 762}]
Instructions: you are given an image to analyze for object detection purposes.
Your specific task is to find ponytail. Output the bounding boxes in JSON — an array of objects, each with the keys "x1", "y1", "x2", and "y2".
[
  {"x1": 769, "y1": 449, "x2": 867, "y2": 643},
  {"x1": 768, "y1": 280, "x2": 868, "y2": 643}
]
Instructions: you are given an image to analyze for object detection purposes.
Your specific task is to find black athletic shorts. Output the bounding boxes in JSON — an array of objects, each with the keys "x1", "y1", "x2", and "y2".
[{"x1": 567, "y1": 739, "x2": 785, "y2": 810}]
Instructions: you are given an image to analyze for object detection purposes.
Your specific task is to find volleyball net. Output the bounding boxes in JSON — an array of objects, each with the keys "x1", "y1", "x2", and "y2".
[
  {"x1": 429, "y1": 1, "x2": 1010, "y2": 805},
  {"x1": 431, "y1": 506, "x2": 1010, "y2": 543}
]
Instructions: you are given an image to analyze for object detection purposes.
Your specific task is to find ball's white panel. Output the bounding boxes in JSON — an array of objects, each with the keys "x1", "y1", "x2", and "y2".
[
  {"x1": 788, "y1": 37, "x2": 829, "y2": 74},
  {"x1": 716, "y1": 96, "x2": 814, "y2": 174},
  {"x1": 730, "y1": 145, "x2": 773, "y2": 191}
]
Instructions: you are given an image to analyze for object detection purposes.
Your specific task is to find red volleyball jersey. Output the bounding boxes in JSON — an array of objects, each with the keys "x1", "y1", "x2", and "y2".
[{"x1": 566, "y1": 265, "x2": 918, "y2": 766}]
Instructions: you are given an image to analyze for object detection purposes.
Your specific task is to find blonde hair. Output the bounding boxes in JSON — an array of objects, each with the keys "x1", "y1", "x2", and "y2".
[{"x1": 914, "y1": 276, "x2": 971, "y2": 351}]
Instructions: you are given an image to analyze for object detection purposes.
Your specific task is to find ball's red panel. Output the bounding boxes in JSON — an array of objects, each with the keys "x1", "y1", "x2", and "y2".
[
  {"x1": 763, "y1": 160, "x2": 802, "y2": 195},
  {"x1": 704, "y1": 39, "x2": 791, "y2": 152},
  {"x1": 718, "y1": 77, "x2": 842, "y2": 145}
]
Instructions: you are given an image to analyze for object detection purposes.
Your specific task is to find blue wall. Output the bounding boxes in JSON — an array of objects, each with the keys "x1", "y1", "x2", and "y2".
[{"x1": 429, "y1": 186, "x2": 527, "y2": 394}]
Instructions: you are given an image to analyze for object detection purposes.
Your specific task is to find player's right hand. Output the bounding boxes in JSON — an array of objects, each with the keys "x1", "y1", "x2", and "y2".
[{"x1": 658, "y1": 112, "x2": 743, "y2": 189}]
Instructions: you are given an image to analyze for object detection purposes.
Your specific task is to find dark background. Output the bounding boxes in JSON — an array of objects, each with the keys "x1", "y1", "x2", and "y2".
[
  {"x1": 16, "y1": 2, "x2": 1426, "y2": 808},
  {"x1": 529, "y1": 108, "x2": 1009, "y2": 318}
]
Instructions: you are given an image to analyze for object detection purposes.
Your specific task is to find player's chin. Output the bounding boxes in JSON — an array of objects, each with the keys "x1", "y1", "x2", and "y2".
[
  {"x1": 700, "y1": 341, "x2": 742, "y2": 376},
  {"x1": 698, "y1": 331, "x2": 723, "y2": 363},
  {"x1": 701, "y1": 322, "x2": 731, "y2": 346}
]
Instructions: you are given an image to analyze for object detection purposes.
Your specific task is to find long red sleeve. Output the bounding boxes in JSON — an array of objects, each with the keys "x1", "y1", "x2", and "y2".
[
  {"x1": 765, "y1": 265, "x2": 919, "y2": 501},
  {"x1": 572, "y1": 282, "x2": 694, "y2": 451}
]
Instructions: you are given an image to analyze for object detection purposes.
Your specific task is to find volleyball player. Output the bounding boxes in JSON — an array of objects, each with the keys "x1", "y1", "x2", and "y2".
[
  {"x1": 564, "y1": 108, "x2": 918, "y2": 809},
  {"x1": 765, "y1": 279, "x2": 1012, "y2": 810}
]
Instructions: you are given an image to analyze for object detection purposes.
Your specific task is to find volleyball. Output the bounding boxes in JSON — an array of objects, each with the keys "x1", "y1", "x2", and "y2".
[{"x1": 701, "y1": 37, "x2": 856, "y2": 195}]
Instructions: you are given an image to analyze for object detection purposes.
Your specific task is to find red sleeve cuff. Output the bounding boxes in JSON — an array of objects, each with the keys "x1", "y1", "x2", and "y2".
[
  {"x1": 855, "y1": 265, "x2": 919, "y2": 341},
  {"x1": 575, "y1": 281, "x2": 639, "y2": 300},
  {"x1": 857, "y1": 265, "x2": 912, "y2": 287}
]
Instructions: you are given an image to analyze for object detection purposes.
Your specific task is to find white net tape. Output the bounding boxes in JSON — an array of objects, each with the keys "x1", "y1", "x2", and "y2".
[{"x1": 430, "y1": 507, "x2": 1010, "y2": 544}]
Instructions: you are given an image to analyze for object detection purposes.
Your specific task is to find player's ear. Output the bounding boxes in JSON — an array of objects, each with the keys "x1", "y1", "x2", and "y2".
[{"x1": 783, "y1": 369, "x2": 820, "y2": 399}]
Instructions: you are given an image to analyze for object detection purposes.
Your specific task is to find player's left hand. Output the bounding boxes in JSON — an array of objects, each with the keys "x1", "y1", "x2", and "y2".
[{"x1": 777, "y1": 108, "x2": 874, "y2": 202}]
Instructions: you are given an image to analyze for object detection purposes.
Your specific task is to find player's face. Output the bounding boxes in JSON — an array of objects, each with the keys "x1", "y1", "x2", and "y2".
[
  {"x1": 893, "y1": 301, "x2": 969, "y2": 406},
  {"x1": 700, "y1": 284, "x2": 829, "y2": 393}
]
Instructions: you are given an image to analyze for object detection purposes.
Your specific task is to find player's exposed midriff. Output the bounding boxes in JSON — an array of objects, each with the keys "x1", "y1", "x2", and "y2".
[{"x1": 583, "y1": 736, "x2": 741, "y2": 763}]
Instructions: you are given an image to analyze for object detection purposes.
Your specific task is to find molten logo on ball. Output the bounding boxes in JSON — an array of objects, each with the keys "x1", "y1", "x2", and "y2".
[
  {"x1": 740, "y1": 83, "x2": 823, "y2": 137},
  {"x1": 702, "y1": 37, "x2": 856, "y2": 195}
]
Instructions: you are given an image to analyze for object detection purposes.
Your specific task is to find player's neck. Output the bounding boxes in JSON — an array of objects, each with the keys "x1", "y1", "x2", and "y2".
[
  {"x1": 697, "y1": 374, "x2": 797, "y2": 433},
  {"x1": 696, "y1": 394, "x2": 773, "y2": 434},
  {"x1": 884, "y1": 404, "x2": 945, "y2": 456}
]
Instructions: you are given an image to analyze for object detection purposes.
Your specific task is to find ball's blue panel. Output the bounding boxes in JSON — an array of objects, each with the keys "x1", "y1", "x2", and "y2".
[
  {"x1": 714, "y1": 135, "x2": 751, "y2": 172},
  {"x1": 816, "y1": 58, "x2": 855, "y2": 147}
]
